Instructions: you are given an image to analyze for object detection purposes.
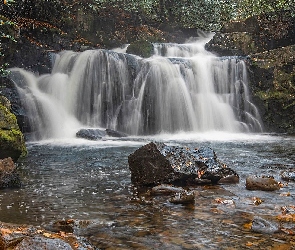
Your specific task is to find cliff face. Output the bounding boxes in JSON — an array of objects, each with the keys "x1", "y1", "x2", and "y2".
[{"x1": 206, "y1": 11, "x2": 295, "y2": 134}]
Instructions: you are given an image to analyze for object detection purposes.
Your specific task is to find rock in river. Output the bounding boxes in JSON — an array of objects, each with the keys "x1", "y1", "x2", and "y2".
[
  {"x1": 128, "y1": 142, "x2": 239, "y2": 186},
  {"x1": 246, "y1": 176, "x2": 280, "y2": 191},
  {"x1": 0, "y1": 157, "x2": 21, "y2": 188},
  {"x1": 281, "y1": 170, "x2": 295, "y2": 182},
  {"x1": 76, "y1": 128, "x2": 128, "y2": 140},
  {"x1": 251, "y1": 216, "x2": 280, "y2": 234}
]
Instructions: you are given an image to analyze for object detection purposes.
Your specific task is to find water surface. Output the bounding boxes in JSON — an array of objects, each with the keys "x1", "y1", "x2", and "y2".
[{"x1": 0, "y1": 133, "x2": 294, "y2": 249}]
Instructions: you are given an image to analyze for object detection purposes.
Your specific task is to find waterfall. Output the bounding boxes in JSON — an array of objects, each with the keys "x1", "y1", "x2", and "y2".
[{"x1": 9, "y1": 35, "x2": 263, "y2": 140}]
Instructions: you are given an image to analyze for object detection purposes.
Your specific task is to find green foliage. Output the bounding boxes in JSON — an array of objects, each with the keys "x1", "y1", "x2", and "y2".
[
  {"x1": 91, "y1": 0, "x2": 294, "y2": 30},
  {"x1": 1, "y1": 1, "x2": 16, "y2": 77},
  {"x1": 126, "y1": 39, "x2": 154, "y2": 58},
  {"x1": 234, "y1": 0, "x2": 294, "y2": 19}
]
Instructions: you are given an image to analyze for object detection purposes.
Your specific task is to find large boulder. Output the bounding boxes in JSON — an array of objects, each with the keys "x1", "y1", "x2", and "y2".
[
  {"x1": 0, "y1": 97, "x2": 27, "y2": 161},
  {"x1": 128, "y1": 142, "x2": 239, "y2": 186},
  {"x1": 0, "y1": 157, "x2": 21, "y2": 188}
]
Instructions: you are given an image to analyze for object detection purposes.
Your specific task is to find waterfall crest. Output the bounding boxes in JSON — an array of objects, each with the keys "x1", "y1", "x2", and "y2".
[{"x1": 10, "y1": 36, "x2": 263, "y2": 140}]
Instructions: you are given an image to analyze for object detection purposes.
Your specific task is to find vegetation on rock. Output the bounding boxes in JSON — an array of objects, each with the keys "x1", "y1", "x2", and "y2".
[
  {"x1": 126, "y1": 40, "x2": 154, "y2": 58},
  {"x1": 0, "y1": 102, "x2": 27, "y2": 161}
]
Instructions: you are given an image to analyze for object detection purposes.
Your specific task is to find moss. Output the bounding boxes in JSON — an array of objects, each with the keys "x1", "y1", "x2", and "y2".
[
  {"x1": 0, "y1": 104, "x2": 27, "y2": 160},
  {"x1": 0, "y1": 104, "x2": 19, "y2": 130},
  {"x1": 255, "y1": 91, "x2": 295, "y2": 101},
  {"x1": 126, "y1": 40, "x2": 153, "y2": 58}
]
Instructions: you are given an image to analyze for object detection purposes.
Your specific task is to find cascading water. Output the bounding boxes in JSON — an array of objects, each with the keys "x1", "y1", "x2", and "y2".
[{"x1": 9, "y1": 35, "x2": 263, "y2": 140}]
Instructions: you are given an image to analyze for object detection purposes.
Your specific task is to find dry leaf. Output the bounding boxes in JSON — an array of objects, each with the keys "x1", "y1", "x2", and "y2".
[
  {"x1": 279, "y1": 192, "x2": 291, "y2": 196},
  {"x1": 276, "y1": 214, "x2": 295, "y2": 222},
  {"x1": 43, "y1": 232, "x2": 52, "y2": 238},
  {"x1": 281, "y1": 228, "x2": 295, "y2": 235},
  {"x1": 243, "y1": 222, "x2": 252, "y2": 230}
]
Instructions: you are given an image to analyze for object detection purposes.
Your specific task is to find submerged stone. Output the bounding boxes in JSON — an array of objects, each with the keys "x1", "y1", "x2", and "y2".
[
  {"x1": 246, "y1": 176, "x2": 280, "y2": 191},
  {"x1": 169, "y1": 190, "x2": 195, "y2": 204},
  {"x1": 251, "y1": 216, "x2": 279, "y2": 234},
  {"x1": 281, "y1": 171, "x2": 295, "y2": 182},
  {"x1": 128, "y1": 142, "x2": 239, "y2": 186},
  {"x1": 0, "y1": 157, "x2": 21, "y2": 189},
  {"x1": 150, "y1": 184, "x2": 185, "y2": 195}
]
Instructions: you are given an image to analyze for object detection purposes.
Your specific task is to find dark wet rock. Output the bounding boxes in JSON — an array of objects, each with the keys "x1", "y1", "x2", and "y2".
[
  {"x1": 76, "y1": 128, "x2": 106, "y2": 140},
  {"x1": 251, "y1": 216, "x2": 280, "y2": 234},
  {"x1": 150, "y1": 184, "x2": 185, "y2": 195},
  {"x1": 169, "y1": 191, "x2": 195, "y2": 204},
  {"x1": 0, "y1": 157, "x2": 21, "y2": 189},
  {"x1": 14, "y1": 236, "x2": 72, "y2": 250},
  {"x1": 246, "y1": 176, "x2": 280, "y2": 191},
  {"x1": 218, "y1": 174, "x2": 240, "y2": 184},
  {"x1": 76, "y1": 128, "x2": 128, "y2": 140},
  {"x1": 0, "y1": 221, "x2": 95, "y2": 249},
  {"x1": 44, "y1": 220, "x2": 74, "y2": 234},
  {"x1": 106, "y1": 128, "x2": 128, "y2": 138},
  {"x1": 128, "y1": 142, "x2": 239, "y2": 186},
  {"x1": 281, "y1": 170, "x2": 295, "y2": 182}
]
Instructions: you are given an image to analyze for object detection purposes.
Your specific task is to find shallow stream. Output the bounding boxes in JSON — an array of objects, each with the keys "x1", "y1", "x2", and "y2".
[{"x1": 0, "y1": 133, "x2": 294, "y2": 249}]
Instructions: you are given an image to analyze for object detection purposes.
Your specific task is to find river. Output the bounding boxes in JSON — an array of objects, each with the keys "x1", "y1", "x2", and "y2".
[{"x1": 1, "y1": 133, "x2": 294, "y2": 249}]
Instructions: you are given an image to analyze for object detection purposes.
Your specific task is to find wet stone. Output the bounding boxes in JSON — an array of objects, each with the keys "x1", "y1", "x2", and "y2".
[
  {"x1": 0, "y1": 157, "x2": 21, "y2": 189},
  {"x1": 281, "y1": 170, "x2": 295, "y2": 182},
  {"x1": 150, "y1": 184, "x2": 185, "y2": 195},
  {"x1": 76, "y1": 129, "x2": 106, "y2": 140},
  {"x1": 251, "y1": 216, "x2": 280, "y2": 234},
  {"x1": 14, "y1": 236, "x2": 72, "y2": 250},
  {"x1": 169, "y1": 191, "x2": 195, "y2": 204},
  {"x1": 246, "y1": 175, "x2": 280, "y2": 191}
]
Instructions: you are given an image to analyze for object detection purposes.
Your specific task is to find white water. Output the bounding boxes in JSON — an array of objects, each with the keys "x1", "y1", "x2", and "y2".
[{"x1": 10, "y1": 35, "x2": 263, "y2": 140}]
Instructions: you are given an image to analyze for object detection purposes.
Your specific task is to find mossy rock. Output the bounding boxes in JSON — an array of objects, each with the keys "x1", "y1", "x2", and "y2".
[
  {"x1": 126, "y1": 40, "x2": 153, "y2": 58},
  {"x1": 0, "y1": 103, "x2": 27, "y2": 161}
]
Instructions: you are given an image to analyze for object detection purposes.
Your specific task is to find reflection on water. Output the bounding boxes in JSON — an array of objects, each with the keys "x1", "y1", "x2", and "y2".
[{"x1": 0, "y1": 134, "x2": 294, "y2": 249}]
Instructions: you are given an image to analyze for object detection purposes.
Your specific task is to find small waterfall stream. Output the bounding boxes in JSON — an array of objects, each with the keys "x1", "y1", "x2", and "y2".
[{"x1": 10, "y1": 35, "x2": 263, "y2": 140}]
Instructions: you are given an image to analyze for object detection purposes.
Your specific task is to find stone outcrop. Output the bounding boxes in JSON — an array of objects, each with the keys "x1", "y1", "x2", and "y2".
[
  {"x1": 0, "y1": 96, "x2": 27, "y2": 161},
  {"x1": 128, "y1": 142, "x2": 239, "y2": 186},
  {"x1": 206, "y1": 10, "x2": 295, "y2": 134}
]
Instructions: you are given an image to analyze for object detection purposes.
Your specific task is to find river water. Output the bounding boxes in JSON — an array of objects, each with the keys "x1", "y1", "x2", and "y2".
[{"x1": 0, "y1": 133, "x2": 294, "y2": 249}]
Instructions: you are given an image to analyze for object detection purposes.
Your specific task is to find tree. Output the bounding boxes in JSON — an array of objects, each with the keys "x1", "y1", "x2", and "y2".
[{"x1": 0, "y1": 0, "x2": 16, "y2": 77}]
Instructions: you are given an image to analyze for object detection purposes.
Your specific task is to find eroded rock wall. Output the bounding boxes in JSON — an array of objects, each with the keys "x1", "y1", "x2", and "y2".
[{"x1": 206, "y1": 11, "x2": 295, "y2": 134}]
